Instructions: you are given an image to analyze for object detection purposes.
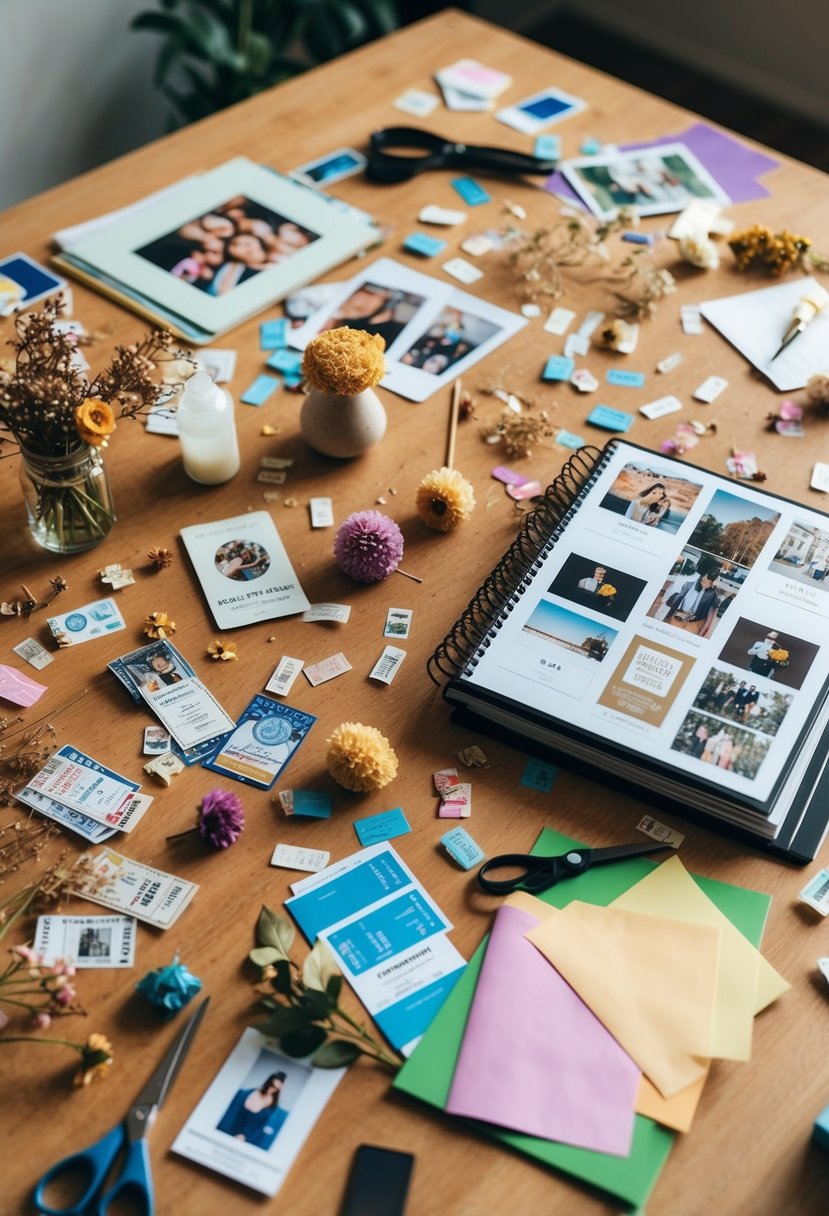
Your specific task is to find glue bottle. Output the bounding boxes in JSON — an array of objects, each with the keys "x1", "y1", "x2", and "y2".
[{"x1": 177, "y1": 370, "x2": 240, "y2": 484}]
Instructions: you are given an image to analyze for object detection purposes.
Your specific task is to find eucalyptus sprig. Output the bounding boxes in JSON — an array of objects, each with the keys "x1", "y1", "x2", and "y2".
[{"x1": 248, "y1": 906, "x2": 401, "y2": 1071}]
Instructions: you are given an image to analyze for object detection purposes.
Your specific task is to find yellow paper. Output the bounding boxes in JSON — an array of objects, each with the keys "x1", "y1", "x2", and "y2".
[
  {"x1": 635, "y1": 1070, "x2": 708, "y2": 1133},
  {"x1": 612, "y1": 855, "x2": 771, "y2": 1061},
  {"x1": 526, "y1": 901, "x2": 720, "y2": 1098}
]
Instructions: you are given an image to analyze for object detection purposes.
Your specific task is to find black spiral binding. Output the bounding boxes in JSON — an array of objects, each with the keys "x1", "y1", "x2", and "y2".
[{"x1": 427, "y1": 444, "x2": 607, "y2": 684}]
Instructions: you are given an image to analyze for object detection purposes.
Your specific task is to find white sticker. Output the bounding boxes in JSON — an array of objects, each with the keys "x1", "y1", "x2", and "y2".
[
  {"x1": 680, "y1": 304, "x2": 704, "y2": 335},
  {"x1": 309, "y1": 497, "x2": 334, "y2": 528},
  {"x1": 143, "y1": 725, "x2": 172, "y2": 755},
  {"x1": 461, "y1": 234, "x2": 495, "y2": 257},
  {"x1": 811, "y1": 462, "x2": 829, "y2": 492},
  {"x1": 563, "y1": 332, "x2": 590, "y2": 359},
  {"x1": 303, "y1": 652, "x2": 353, "y2": 686},
  {"x1": 636, "y1": 815, "x2": 684, "y2": 848},
  {"x1": 394, "y1": 88, "x2": 441, "y2": 117},
  {"x1": 442, "y1": 257, "x2": 483, "y2": 284},
  {"x1": 256, "y1": 469, "x2": 287, "y2": 484},
  {"x1": 368, "y1": 645, "x2": 406, "y2": 684},
  {"x1": 640, "y1": 394, "x2": 683, "y2": 420},
  {"x1": 419, "y1": 204, "x2": 467, "y2": 226},
  {"x1": 656, "y1": 351, "x2": 683, "y2": 374},
  {"x1": 265, "y1": 656, "x2": 304, "y2": 696},
  {"x1": 302, "y1": 603, "x2": 351, "y2": 623},
  {"x1": 12, "y1": 637, "x2": 53, "y2": 669},
  {"x1": 271, "y1": 843, "x2": 331, "y2": 872},
  {"x1": 544, "y1": 307, "x2": 576, "y2": 335},
  {"x1": 798, "y1": 868, "x2": 829, "y2": 916},
  {"x1": 578, "y1": 310, "x2": 605, "y2": 338},
  {"x1": 693, "y1": 375, "x2": 728, "y2": 403}
]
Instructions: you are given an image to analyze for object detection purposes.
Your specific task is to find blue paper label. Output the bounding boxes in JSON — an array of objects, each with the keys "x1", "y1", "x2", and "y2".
[
  {"x1": 354, "y1": 807, "x2": 411, "y2": 846},
  {"x1": 586, "y1": 404, "x2": 634, "y2": 432},
  {"x1": 542, "y1": 355, "x2": 575, "y2": 382},
  {"x1": 326, "y1": 890, "x2": 448, "y2": 974},
  {"x1": 607, "y1": 369, "x2": 646, "y2": 388},
  {"x1": 450, "y1": 176, "x2": 491, "y2": 206}
]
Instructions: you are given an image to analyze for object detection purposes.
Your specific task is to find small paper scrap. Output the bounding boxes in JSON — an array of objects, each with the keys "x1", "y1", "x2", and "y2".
[
  {"x1": 143, "y1": 752, "x2": 185, "y2": 786},
  {"x1": 354, "y1": 806, "x2": 411, "y2": 846},
  {"x1": 384, "y1": 608, "x2": 412, "y2": 639},
  {"x1": 0, "y1": 665, "x2": 47, "y2": 707},
  {"x1": 542, "y1": 355, "x2": 575, "y2": 382},
  {"x1": 198, "y1": 348, "x2": 236, "y2": 382},
  {"x1": 693, "y1": 376, "x2": 727, "y2": 404},
  {"x1": 443, "y1": 256, "x2": 483, "y2": 284},
  {"x1": 506, "y1": 481, "x2": 543, "y2": 501},
  {"x1": 811, "y1": 462, "x2": 829, "y2": 492},
  {"x1": 461, "y1": 234, "x2": 495, "y2": 257},
  {"x1": 266, "y1": 656, "x2": 304, "y2": 696},
  {"x1": 680, "y1": 304, "x2": 703, "y2": 335},
  {"x1": 143, "y1": 726, "x2": 172, "y2": 755},
  {"x1": 394, "y1": 88, "x2": 441, "y2": 118},
  {"x1": 726, "y1": 450, "x2": 759, "y2": 479},
  {"x1": 302, "y1": 603, "x2": 351, "y2": 624},
  {"x1": 656, "y1": 352, "x2": 683, "y2": 374},
  {"x1": 607, "y1": 369, "x2": 645, "y2": 389},
  {"x1": 99, "y1": 564, "x2": 135, "y2": 590},
  {"x1": 563, "y1": 332, "x2": 590, "y2": 359},
  {"x1": 419, "y1": 204, "x2": 467, "y2": 226},
  {"x1": 578, "y1": 310, "x2": 605, "y2": 338},
  {"x1": 261, "y1": 456, "x2": 294, "y2": 470},
  {"x1": 257, "y1": 469, "x2": 287, "y2": 485},
  {"x1": 304, "y1": 653, "x2": 352, "y2": 686},
  {"x1": 368, "y1": 645, "x2": 406, "y2": 685},
  {"x1": 450, "y1": 176, "x2": 491, "y2": 207},
  {"x1": 640, "y1": 395, "x2": 682, "y2": 421},
  {"x1": 798, "y1": 868, "x2": 829, "y2": 916},
  {"x1": 260, "y1": 318, "x2": 289, "y2": 350},
  {"x1": 544, "y1": 307, "x2": 576, "y2": 336},
  {"x1": 570, "y1": 369, "x2": 598, "y2": 394},
  {"x1": 271, "y1": 843, "x2": 330, "y2": 872},
  {"x1": 241, "y1": 375, "x2": 279, "y2": 406},
  {"x1": 292, "y1": 790, "x2": 332, "y2": 819},
  {"x1": 12, "y1": 638, "x2": 52, "y2": 670},
  {"x1": 439, "y1": 783, "x2": 472, "y2": 819},
  {"x1": 404, "y1": 232, "x2": 447, "y2": 258},
  {"x1": 521, "y1": 302, "x2": 541, "y2": 318},
  {"x1": 520, "y1": 758, "x2": 557, "y2": 792},
  {"x1": 586, "y1": 404, "x2": 634, "y2": 433},
  {"x1": 636, "y1": 815, "x2": 684, "y2": 848},
  {"x1": 457, "y1": 746, "x2": 489, "y2": 768},
  {"x1": 442, "y1": 826, "x2": 485, "y2": 870}
]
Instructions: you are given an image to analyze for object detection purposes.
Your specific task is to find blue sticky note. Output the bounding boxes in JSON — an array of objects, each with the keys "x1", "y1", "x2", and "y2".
[
  {"x1": 260, "y1": 318, "x2": 289, "y2": 350},
  {"x1": 441, "y1": 826, "x2": 485, "y2": 870},
  {"x1": 621, "y1": 231, "x2": 652, "y2": 246},
  {"x1": 241, "y1": 375, "x2": 279, "y2": 406},
  {"x1": 557, "y1": 429, "x2": 586, "y2": 449},
  {"x1": 607, "y1": 369, "x2": 646, "y2": 388},
  {"x1": 292, "y1": 790, "x2": 332, "y2": 819},
  {"x1": 403, "y1": 232, "x2": 448, "y2": 258},
  {"x1": 542, "y1": 355, "x2": 575, "y2": 382},
  {"x1": 580, "y1": 137, "x2": 601, "y2": 155},
  {"x1": 534, "y1": 134, "x2": 561, "y2": 161},
  {"x1": 266, "y1": 349, "x2": 304, "y2": 376},
  {"x1": 450, "y1": 176, "x2": 491, "y2": 206},
  {"x1": 354, "y1": 806, "x2": 411, "y2": 846},
  {"x1": 814, "y1": 1102, "x2": 829, "y2": 1152},
  {"x1": 520, "y1": 758, "x2": 557, "y2": 792},
  {"x1": 587, "y1": 404, "x2": 635, "y2": 432}
]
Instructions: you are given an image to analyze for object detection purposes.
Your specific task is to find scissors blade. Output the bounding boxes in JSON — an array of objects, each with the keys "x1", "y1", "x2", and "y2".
[
  {"x1": 128, "y1": 997, "x2": 210, "y2": 1133},
  {"x1": 588, "y1": 841, "x2": 676, "y2": 866}
]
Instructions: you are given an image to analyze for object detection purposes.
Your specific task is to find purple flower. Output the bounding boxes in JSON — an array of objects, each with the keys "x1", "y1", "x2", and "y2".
[
  {"x1": 334, "y1": 511, "x2": 404, "y2": 583},
  {"x1": 198, "y1": 788, "x2": 245, "y2": 849}
]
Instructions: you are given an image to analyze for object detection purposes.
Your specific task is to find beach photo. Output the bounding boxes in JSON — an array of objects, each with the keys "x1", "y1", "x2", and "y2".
[
  {"x1": 717, "y1": 616, "x2": 819, "y2": 690},
  {"x1": 599, "y1": 461, "x2": 704, "y2": 536},
  {"x1": 521, "y1": 598, "x2": 618, "y2": 663},
  {"x1": 547, "y1": 553, "x2": 647, "y2": 621},
  {"x1": 671, "y1": 708, "x2": 771, "y2": 779}
]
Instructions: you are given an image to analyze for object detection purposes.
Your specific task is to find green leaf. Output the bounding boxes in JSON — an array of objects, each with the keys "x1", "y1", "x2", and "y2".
[
  {"x1": 153, "y1": 34, "x2": 187, "y2": 88},
  {"x1": 301, "y1": 988, "x2": 333, "y2": 1020},
  {"x1": 311, "y1": 1038, "x2": 362, "y2": 1068},
  {"x1": 130, "y1": 11, "x2": 184, "y2": 35},
  {"x1": 256, "y1": 1005, "x2": 312, "y2": 1036},
  {"x1": 272, "y1": 959, "x2": 293, "y2": 995},
  {"x1": 361, "y1": 0, "x2": 399, "y2": 36},
  {"x1": 243, "y1": 30, "x2": 272, "y2": 76},
  {"x1": 177, "y1": 5, "x2": 242, "y2": 68},
  {"x1": 302, "y1": 940, "x2": 341, "y2": 992},
  {"x1": 326, "y1": 974, "x2": 342, "y2": 1003},
  {"x1": 249, "y1": 946, "x2": 280, "y2": 967},
  {"x1": 281, "y1": 1024, "x2": 328, "y2": 1058},
  {"x1": 256, "y1": 906, "x2": 295, "y2": 956}
]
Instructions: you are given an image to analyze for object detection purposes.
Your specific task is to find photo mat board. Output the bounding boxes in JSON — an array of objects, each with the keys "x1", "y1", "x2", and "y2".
[{"x1": 561, "y1": 142, "x2": 731, "y2": 219}]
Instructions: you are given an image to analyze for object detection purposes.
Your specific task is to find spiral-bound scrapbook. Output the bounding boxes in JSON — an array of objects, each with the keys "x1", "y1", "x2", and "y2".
[{"x1": 431, "y1": 438, "x2": 829, "y2": 862}]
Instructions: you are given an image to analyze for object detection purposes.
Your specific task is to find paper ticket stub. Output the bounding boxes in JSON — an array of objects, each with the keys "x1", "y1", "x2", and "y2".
[
  {"x1": 34, "y1": 914, "x2": 136, "y2": 968},
  {"x1": 12, "y1": 637, "x2": 53, "y2": 670},
  {"x1": 15, "y1": 786, "x2": 118, "y2": 843},
  {"x1": 636, "y1": 815, "x2": 684, "y2": 848},
  {"x1": 309, "y1": 497, "x2": 334, "y2": 528},
  {"x1": 302, "y1": 603, "x2": 351, "y2": 623},
  {"x1": 72, "y1": 850, "x2": 198, "y2": 929},
  {"x1": 28, "y1": 746, "x2": 141, "y2": 828},
  {"x1": 640, "y1": 395, "x2": 683, "y2": 421},
  {"x1": 438, "y1": 782, "x2": 472, "y2": 819},
  {"x1": 384, "y1": 608, "x2": 412, "y2": 639},
  {"x1": 270, "y1": 843, "x2": 331, "y2": 872},
  {"x1": 265, "y1": 656, "x2": 304, "y2": 696},
  {"x1": 256, "y1": 469, "x2": 287, "y2": 484},
  {"x1": 47, "y1": 598, "x2": 126, "y2": 646},
  {"x1": 304, "y1": 653, "x2": 352, "y2": 686},
  {"x1": 368, "y1": 645, "x2": 406, "y2": 684},
  {"x1": 798, "y1": 868, "x2": 829, "y2": 916},
  {"x1": 143, "y1": 725, "x2": 172, "y2": 754},
  {"x1": 260, "y1": 456, "x2": 294, "y2": 470},
  {"x1": 433, "y1": 767, "x2": 460, "y2": 794}
]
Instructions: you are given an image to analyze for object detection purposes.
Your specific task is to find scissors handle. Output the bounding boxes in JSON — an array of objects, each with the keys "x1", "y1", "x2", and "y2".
[
  {"x1": 34, "y1": 1122, "x2": 153, "y2": 1216},
  {"x1": 367, "y1": 127, "x2": 557, "y2": 183},
  {"x1": 477, "y1": 849, "x2": 593, "y2": 895},
  {"x1": 96, "y1": 1139, "x2": 153, "y2": 1216}
]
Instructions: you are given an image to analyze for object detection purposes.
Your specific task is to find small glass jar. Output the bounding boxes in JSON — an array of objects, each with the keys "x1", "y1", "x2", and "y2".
[{"x1": 19, "y1": 443, "x2": 115, "y2": 553}]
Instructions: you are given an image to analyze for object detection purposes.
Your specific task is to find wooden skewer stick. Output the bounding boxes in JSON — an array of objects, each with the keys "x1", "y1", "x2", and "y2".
[
  {"x1": 395, "y1": 567, "x2": 423, "y2": 584},
  {"x1": 445, "y1": 378, "x2": 462, "y2": 470}
]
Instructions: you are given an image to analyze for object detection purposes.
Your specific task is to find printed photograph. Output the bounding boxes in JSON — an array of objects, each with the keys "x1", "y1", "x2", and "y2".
[
  {"x1": 216, "y1": 1047, "x2": 310, "y2": 1153},
  {"x1": 687, "y1": 489, "x2": 780, "y2": 569},
  {"x1": 768, "y1": 519, "x2": 829, "y2": 588},
  {"x1": 316, "y1": 279, "x2": 426, "y2": 347},
  {"x1": 691, "y1": 665, "x2": 793, "y2": 736},
  {"x1": 77, "y1": 927, "x2": 112, "y2": 959},
  {"x1": 599, "y1": 461, "x2": 704, "y2": 535},
  {"x1": 671, "y1": 708, "x2": 771, "y2": 779},
  {"x1": 547, "y1": 553, "x2": 647, "y2": 621},
  {"x1": 398, "y1": 304, "x2": 500, "y2": 376},
  {"x1": 135, "y1": 195, "x2": 319, "y2": 295},
  {"x1": 646, "y1": 544, "x2": 745, "y2": 638},
  {"x1": 126, "y1": 642, "x2": 189, "y2": 690},
  {"x1": 215, "y1": 539, "x2": 271, "y2": 582},
  {"x1": 717, "y1": 616, "x2": 819, "y2": 690},
  {"x1": 562, "y1": 142, "x2": 730, "y2": 219},
  {"x1": 521, "y1": 598, "x2": 618, "y2": 662}
]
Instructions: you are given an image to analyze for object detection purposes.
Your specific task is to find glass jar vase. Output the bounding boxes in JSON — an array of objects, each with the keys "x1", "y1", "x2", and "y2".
[{"x1": 19, "y1": 444, "x2": 115, "y2": 553}]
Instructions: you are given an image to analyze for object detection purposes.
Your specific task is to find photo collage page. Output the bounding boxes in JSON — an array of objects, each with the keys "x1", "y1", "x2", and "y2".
[{"x1": 465, "y1": 442, "x2": 829, "y2": 807}]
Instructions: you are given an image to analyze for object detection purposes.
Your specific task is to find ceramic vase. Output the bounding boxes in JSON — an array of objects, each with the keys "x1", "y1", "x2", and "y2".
[{"x1": 300, "y1": 387, "x2": 387, "y2": 458}]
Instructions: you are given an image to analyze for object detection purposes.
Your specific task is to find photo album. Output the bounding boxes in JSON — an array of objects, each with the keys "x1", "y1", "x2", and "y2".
[
  {"x1": 436, "y1": 440, "x2": 829, "y2": 860},
  {"x1": 51, "y1": 158, "x2": 378, "y2": 343}
]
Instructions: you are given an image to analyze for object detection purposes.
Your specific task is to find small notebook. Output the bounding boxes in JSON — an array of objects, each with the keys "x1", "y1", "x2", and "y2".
[{"x1": 431, "y1": 439, "x2": 829, "y2": 861}]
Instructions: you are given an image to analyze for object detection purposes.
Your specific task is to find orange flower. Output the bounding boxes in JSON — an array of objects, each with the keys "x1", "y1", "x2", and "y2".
[{"x1": 74, "y1": 398, "x2": 116, "y2": 446}]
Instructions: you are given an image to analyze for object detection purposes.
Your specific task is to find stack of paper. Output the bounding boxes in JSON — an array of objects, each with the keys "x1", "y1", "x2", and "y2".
[{"x1": 395, "y1": 829, "x2": 788, "y2": 1210}]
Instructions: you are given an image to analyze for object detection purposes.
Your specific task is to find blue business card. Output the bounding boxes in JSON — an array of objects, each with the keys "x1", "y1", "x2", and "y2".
[
  {"x1": 292, "y1": 789, "x2": 332, "y2": 819},
  {"x1": 450, "y1": 176, "x2": 491, "y2": 206},
  {"x1": 586, "y1": 403, "x2": 634, "y2": 432},
  {"x1": 354, "y1": 806, "x2": 411, "y2": 846},
  {"x1": 241, "y1": 375, "x2": 280, "y2": 406},
  {"x1": 542, "y1": 354, "x2": 575, "y2": 382},
  {"x1": 556, "y1": 429, "x2": 586, "y2": 448}
]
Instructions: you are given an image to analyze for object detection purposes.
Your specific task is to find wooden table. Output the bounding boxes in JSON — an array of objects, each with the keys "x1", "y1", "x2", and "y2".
[{"x1": 2, "y1": 11, "x2": 829, "y2": 1214}]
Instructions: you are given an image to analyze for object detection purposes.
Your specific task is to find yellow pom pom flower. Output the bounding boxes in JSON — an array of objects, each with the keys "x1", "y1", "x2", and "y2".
[
  {"x1": 326, "y1": 722, "x2": 398, "y2": 792},
  {"x1": 415, "y1": 467, "x2": 476, "y2": 533},
  {"x1": 302, "y1": 327, "x2": 386, "y2": 396}
]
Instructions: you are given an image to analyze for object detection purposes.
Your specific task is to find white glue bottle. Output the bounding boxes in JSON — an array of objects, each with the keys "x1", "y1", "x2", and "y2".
[{"x1": 177, "y1": 370, "x2": 240, "y2": 484}]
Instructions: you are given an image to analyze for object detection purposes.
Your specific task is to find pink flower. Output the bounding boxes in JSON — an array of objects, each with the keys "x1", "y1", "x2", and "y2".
[
  {"x1": 33, "y1": 1011, "x2": 51, "y2": 1030},
  {"x1": 55, "y1": 983, "x2": 76, "y2": 1006},
  {"x1": 334, "y1": 511, "x2": 404, "y2": 583},
  {"x1": 11, "y1": 945, "x2": 36, "y2": 963}
]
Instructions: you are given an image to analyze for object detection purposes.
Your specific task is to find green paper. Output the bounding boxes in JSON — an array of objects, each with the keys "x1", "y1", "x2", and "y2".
[{"x1": 394, "y1": 828, "x2": 772, "y2": 1210}]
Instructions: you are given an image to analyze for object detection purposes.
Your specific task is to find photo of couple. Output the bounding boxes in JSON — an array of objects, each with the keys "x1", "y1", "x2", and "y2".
[
  {"x1": 671, "y1": 707, "x2": 771, "y2": 779},
  {"x1": 215, "y1": 540, "x2": 271, "y2": 582},
  {"x1": 317, "y1": 280, "x2": 425, "y2": 348},
  {"x1": 600, "y1": 462, "x2": 703, "y2": 536},
  {"x1": 135, "y1": 195, "x2": 319, "y2": 296},
  {"x1": 691, "y1": 666, "x2": 793, "y2": 736},
  {"x1": 547, "y1": 553, "x2": 647, "y2": 621}
]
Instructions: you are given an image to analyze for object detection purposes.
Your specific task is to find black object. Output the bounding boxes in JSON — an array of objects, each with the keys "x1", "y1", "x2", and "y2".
[
  {"x1": 367, "y1": 126, "x2": 558, "y2": 183},
  {"x1": 477, "y1": 841, "x2": 674, "y2": 895},
  {"x1": 340, "y1": 1144, "x2": 415, "y2": 1216}
]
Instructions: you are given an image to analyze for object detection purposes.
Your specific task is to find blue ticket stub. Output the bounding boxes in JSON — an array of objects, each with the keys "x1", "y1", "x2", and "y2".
[
  {"x1": 450, "y1": 176, "x2": 491, "y2": 206},
  {"x1": 326, "y1": 889, "x2": 448, "y2": 974},
  {"x1": 292, "y1": 789, "x2": 333, "y2": 819},
  {"x1": 403, "y1": 232, "x2": 448, "y2": 258},
  {"x1": 557, "y1": 429, "x2": 586, "y2": 448},
  {"x1": 534, "y1": 134, "x2": 561, "y2": 160},
  {"x1": 203, "y1": 694, "x2": 316, "y2": 790},
  {"x1": 354, "y1": 806, "x2": 411, "y2": 845},
  {"x1": 260, "y1": 318, "x2": 289, "y2": 350},
  {"x1": 241, "y1": 375, "x2": 280, "y2": 406},
  {"x1": 607, "y1": 368, "x2": 646, "y2": 388},
  {"x1": 266, "y1": 349, "x2": 304, "y2": 376},
  {"x1": 47, "y1": 598, "x2": 126, "y2": 646},
  {"x1": 441, "y1": 826, "x2": 485, "y2": 870},
  {"x1": 520, "y1": 758, "x2": 557, "y2": 792},
  {"x1": 542, "y1": 354, "x2": 575, "y2": 382},
  {"x1": 586, "y1": 404, "x2": 634, "y2": 432}
]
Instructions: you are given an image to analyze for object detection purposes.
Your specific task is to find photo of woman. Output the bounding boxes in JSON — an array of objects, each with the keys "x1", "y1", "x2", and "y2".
[
  {"x1": 624, "y1": 483, "x2": 672, "y2": 527},
  {"x1": 659, "y1": 567, "x2": 722, "y2": 637},
  {"x1": 399, "y1": 305, "x2": 500, "y2": 375},
  {"x1": 215, "y1": 540, "x2": 271, "y2": 582},
  {"x1": 599, "y1": 462, "x2": 703, "y2": 535},
  {"x1": 217, "y1": 1071, "x2": 289, "y2": 1149}
]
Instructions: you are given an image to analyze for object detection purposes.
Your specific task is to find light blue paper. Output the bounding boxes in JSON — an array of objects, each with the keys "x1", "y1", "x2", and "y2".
[
  {"x1": 542, "y1": 355, "x2": 575, "y2": 382},
  {"x1": 241, "y1": 375, "x2": 280, "y2": 406},
  {"x1": 450, "y1": 176, "x2": 491, "y2": 206},
  {"x1": 354, "y1": 806, "x2": 411, "y2": 845},
  {"x1": 586, "y1": 404, "x2": 634, "y2": 432}
]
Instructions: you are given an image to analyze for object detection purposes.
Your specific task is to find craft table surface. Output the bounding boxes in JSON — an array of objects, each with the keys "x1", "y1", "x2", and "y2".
[{"x1": 2, "y1": 11, "x2": 829, "y2": 1215}]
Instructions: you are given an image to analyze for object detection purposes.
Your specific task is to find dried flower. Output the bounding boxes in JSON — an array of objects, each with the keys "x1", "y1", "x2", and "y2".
[
  {"x1": 483, "y1": 408, "x2": 555, "y2": 459},
  {"x1": 678, "y1": 233, "x2": 720, "y2": 270},
  {"x1": 136, "y1": 954, "x2": 202, "y2": 1018},
  {"x1": 167, "y1": 789, "x2": 245, "y2": 849},
  {"x1": 334, "y1": 511, "x2": 404, "y2": 582},
  {"x1": 326, "y1": 722, "x2": 398, "y2": 792},
  {"x1": 611, "y1": 256, "x2": 676, "y2": 321},
  {"x1": 416, "y1": 468, "x2": 476, "y2": 532},
  {"x1": 302, "y1": 327, "x2": 386, "y2": 395},
  {"x1": 806, "y1": 373, "x2": 829, "y2": 408},
  {"x1": 73, "y1": 398, "x2": 116, "y2": 446},
  {"x1": 727, "y1": 224, "x2": 829, "y2": 276},
  {"x1": 144, "y1": 611, "x2": 175, "y2": 639},
  {"x1": 75, "y1": 1033, "x2": 114, "y2": 1086},
  {"x1": 207, "y1": 639, "x2": 238, "y2": 661},
  {"x1": 147, "y1": 546, "x2": 173, "y2": 570},
  {"x1": 503, "y1": 206, "x2": 636, "y2": 300}
]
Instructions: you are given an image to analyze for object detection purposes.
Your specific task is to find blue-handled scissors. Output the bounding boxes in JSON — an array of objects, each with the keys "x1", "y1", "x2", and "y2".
[
  {"x1": 477, "y1": 841, "x2": 675, "y2": 895},
  {"x1": 34, "y1": 997, "x2": 209, "y2": 1216}
]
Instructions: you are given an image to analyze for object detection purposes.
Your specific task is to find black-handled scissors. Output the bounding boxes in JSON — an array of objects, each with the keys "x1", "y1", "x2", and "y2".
[
  {"x1": 366, "y1": 126, "x2": 558, "y2": 184},
  {"x1": 477, "y1": 841, "x2": 676, "y2": 895}
]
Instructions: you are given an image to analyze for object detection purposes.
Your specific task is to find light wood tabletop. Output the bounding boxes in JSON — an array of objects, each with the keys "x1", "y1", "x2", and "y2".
[{"x1": 2, "y1": 10, "x2": 829, "y2": 1214}]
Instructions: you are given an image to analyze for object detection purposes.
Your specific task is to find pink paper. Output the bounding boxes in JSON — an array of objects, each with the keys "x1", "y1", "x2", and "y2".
[
  {"x1": 0, "y1": 664, "x2": 47, "y2": 707},
  {"x1": 446, "y1": 902, "x2": 640, "y2": 1155}
]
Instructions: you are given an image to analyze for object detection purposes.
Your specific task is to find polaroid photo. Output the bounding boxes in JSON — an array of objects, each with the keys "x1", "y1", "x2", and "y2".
[
  {"x1": 645, "y1": 544, "x2": 743, "y2": 640},
  {"x1": 287, "y1": 257, "x2": 453, "y2": 362},
  {"x1": 0, "y1": 253, "x2": 66, "y2": 315},
  {"x1": 172, "y1": 1027, "x2": 346, "y2": 1197},
  {"x1": 203, "y1": 694, "x2": 316, "y2": 790},
  {"x1": 33, "y1": 914, "x2": 136, "y2": 969},
  {"x1": 496, "y1": 86, "x2": 586, "y2": 135},
  {"x1": 384, "y1": 288, "x2": 527, "y2": 403},
  {"x1": 561, "y1": 142, "x2": 730, "y2": 220},
  {"x1": 597, "y1": 460, "x2": 705, "y2": 537},
  {"x1": 289, "y1": 147, "x2": 367, "y2": 188},
  {"x1": 763, "y1": 519, "x2": 829, "y2": 618}
]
